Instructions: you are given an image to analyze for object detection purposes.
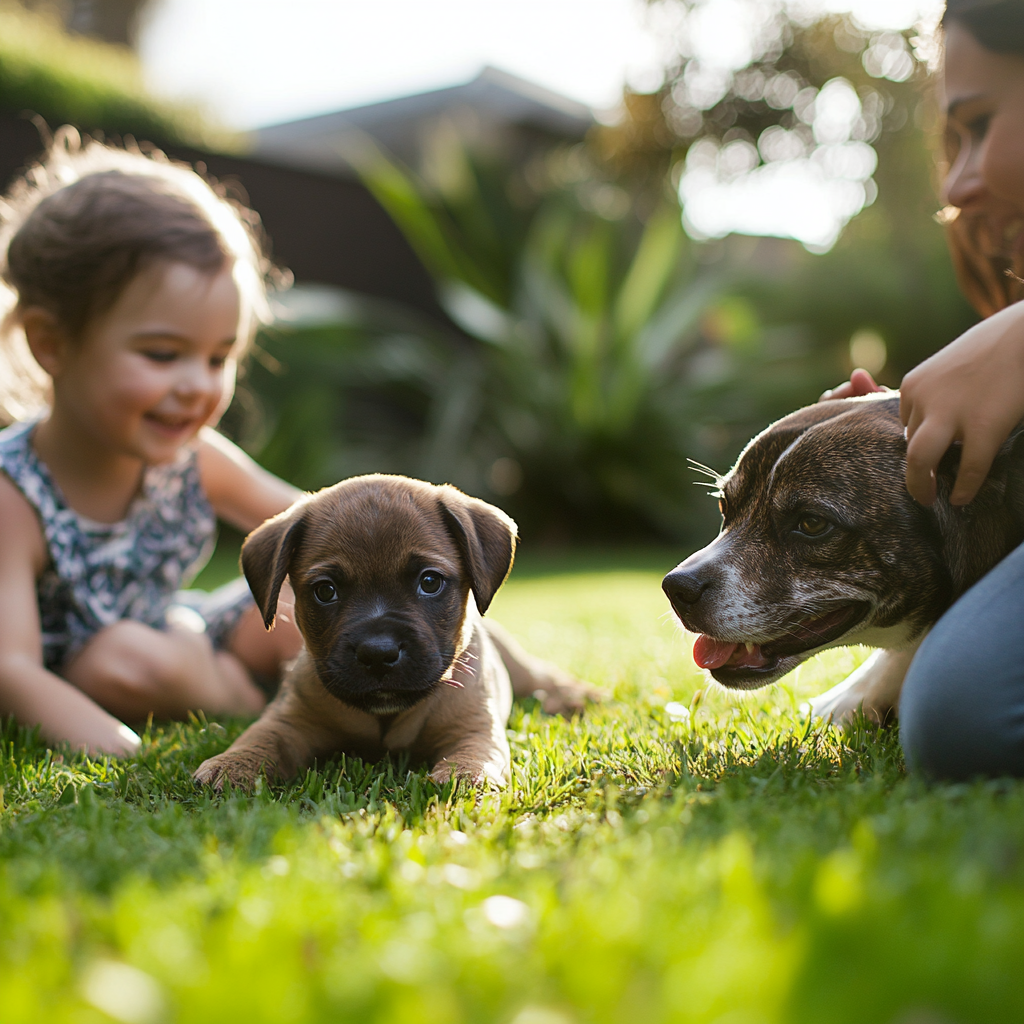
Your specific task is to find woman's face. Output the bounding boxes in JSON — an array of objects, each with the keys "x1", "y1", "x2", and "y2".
[{"x1": 943, "y1": 21, "x2": 1024, "y2": 266}]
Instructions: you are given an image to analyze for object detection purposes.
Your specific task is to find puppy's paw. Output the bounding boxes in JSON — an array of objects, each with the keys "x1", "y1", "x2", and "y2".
[
  {"x1": 193, "y1": 752, "x2": 270, "y2": 792},
  {"x1": 429, "y1": 758, "x2": 508, "y2": 789},
  {"x1": 529, "y1": 671, "x2": 605, "y2": 717}
]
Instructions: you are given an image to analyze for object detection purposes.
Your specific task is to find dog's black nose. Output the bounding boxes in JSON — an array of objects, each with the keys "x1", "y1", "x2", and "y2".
[
  {"x1": 355, "y1": 635, "x2": 402, "y2": 672},
  {"x1": 663, "y1": 568, "x2": 710, "y2": 608}
]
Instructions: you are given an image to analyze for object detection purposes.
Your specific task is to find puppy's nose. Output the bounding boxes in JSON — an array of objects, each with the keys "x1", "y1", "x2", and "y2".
[
  {"x1": 355, "y1": 635, "x2": 402, "y2": 672},
  {"x1": 663, "y1": 568, "x2": 710, "y2": 608}
]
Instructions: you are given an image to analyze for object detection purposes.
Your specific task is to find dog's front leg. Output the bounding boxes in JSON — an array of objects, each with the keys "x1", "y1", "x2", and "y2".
[
  {"x1": 810, "y1": 642, "x2": 921, "y2": 725},
  {"x1": 428, "y1": 733, "x2": 511, "y2": 789},
  {"x1": 481, "y1": 618, "x2": 604, "y2": 715},
  {"x1": 194, "y1": 659, "x2": 342, "y2": 791},
  {"x1": 425, "y1": 679, "x2": 512, "y2": 788},
  {"x1": 416, "y1": 621, "x2": 513, "y2": 788}
]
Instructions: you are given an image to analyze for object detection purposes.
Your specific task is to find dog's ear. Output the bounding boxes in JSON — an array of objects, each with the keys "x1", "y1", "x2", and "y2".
[
  {"x1": 241, "y1": 506, "x2": 308, "y2": 630},
  {"x1": 439, "y1": 490, "x2": 517, "y2": 614}
]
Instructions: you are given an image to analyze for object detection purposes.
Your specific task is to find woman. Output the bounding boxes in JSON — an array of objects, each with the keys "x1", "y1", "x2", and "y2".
[{"x1": 828, "y1": 0, "x2": 1024, "y2": 778}]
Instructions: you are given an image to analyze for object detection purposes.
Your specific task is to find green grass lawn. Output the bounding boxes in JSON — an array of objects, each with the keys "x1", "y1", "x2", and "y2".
[{"x1": 2, "y1": 549, "x2": 1022, "y2": 1024}]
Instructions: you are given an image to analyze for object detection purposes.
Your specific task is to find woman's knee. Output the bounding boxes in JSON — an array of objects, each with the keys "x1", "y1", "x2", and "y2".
[
  {"x1": 900, "y1": 540, "x2": 1024, "y2": 780},
  {"x1": 900, "y1": 628, "x2": 1024, "y2": 780}
]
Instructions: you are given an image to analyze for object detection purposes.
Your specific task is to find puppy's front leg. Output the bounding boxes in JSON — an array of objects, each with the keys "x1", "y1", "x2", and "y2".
[
  {"x1": 481, "y1": 618, "x2": 604, "y2": 715},
  {"x1": 415, "y1": 622, "x2": 513, "y2": 788},
  {"x1": 428, "y1": 734, "x2": 511, "y2": 789},
  {"x1": 810, "y1": 642, "x2": 921, "y2": 725},
  {"x1": 423, "y1": 677, "x2": 512, "y2": 789},
  {"x1": 194, "y1": 659, "x2": 341, "y2": 791}
]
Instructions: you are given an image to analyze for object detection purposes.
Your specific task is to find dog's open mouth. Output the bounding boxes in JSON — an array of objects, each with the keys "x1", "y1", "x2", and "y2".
[{"x1": 692, "y1": 604, "x2": 868, "y2": 676}]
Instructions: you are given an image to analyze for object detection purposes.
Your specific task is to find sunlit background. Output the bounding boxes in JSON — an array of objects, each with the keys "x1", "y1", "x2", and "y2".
[
  {"x1": 138, "y1": 0, "x2": 944, "y2": 250},
  {"x1": 0, "y1": 0, "x2": 973, "y2": 543}
]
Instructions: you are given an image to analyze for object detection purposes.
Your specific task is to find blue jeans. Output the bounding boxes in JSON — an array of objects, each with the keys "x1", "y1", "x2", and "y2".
[{"x1": 900, "y1": 539, "x2": 1024, "y2": 779}]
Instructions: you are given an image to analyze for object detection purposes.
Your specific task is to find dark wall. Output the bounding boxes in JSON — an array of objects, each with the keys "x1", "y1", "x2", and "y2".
[{"x1": 0, "y1": 113, "x2": 452, "y2": 326}]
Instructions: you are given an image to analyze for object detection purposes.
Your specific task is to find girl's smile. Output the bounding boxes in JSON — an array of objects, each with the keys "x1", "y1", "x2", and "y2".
[
  {"x1": 24, "y1": 259, "x2": 244, "y2": 523},
  {"x1": 48, "y1": 260, "x2": 242, "y2": 467}
]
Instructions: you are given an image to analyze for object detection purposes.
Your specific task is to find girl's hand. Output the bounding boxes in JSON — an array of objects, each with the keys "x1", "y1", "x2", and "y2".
[
  {"x1": 818, "y1": 368, "x2": 887, "y2": 402},
  {"x1": 901, "y1": 301, "x2": 1024, "y2": 507}
]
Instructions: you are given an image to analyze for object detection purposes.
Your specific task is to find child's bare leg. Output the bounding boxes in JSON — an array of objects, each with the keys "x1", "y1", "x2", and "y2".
[
  {"x1": 481, "y1": 618, "x2": 603, "y2": 715},
  {"x1": 63, "y1": 620, "x2": 265, "y2": 723},
  {"x1": 227, "y1": 599, "x2": 302, "y2": 679}
]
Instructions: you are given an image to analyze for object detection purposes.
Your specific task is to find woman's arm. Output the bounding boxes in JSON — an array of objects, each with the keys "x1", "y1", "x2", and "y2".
[
  {"x1": 901, "y1": 300, "x2": 1024, "y2": 506},
  {"x1": 197, "y1": 428, "x2": 302, "y2": 533},
  {"x1": 0, "y1": 477, "x2": 139, "y2": 756}
]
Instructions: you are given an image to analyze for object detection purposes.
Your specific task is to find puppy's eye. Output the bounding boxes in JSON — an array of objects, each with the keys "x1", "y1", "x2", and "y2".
[
  {"x1": 417, "y1": 571, "x2": 446, "y2": 596},
  {"x1": 312, "y1": 580, "x2": 338, "y2": 604},
  {"x1": 795, "y1": 515, "x2": 831, "y2": 538}
]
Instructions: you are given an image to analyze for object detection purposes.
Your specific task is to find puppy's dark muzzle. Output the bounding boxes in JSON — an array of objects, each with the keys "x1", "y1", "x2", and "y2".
[
  {"x1": 354, "y1": 634, "x2": 403, "y2": 677},
  {"x1": 313, "y1": 616, "x2": 453, "y2": 715}
]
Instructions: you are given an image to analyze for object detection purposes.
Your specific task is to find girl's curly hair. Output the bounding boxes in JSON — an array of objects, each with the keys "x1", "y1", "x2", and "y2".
[{"x1": 0, "y1": 127, "x2": 277, "y2": 423}]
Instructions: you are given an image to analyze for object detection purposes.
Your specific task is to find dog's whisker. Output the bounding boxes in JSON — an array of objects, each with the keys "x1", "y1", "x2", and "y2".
[{"x1": 686, "y1": 458, "x2": 724, "y2": 486}]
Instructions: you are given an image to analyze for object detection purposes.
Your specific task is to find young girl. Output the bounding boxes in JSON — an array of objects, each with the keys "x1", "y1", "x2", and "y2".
[
  {"x1": 0, "y1": 132, "x2": 591, "y2": 760},
  {"x1": 824, "y1": 0, "x2": 1024, "y2": 778},
  {"x1": 0, "y1": 133, "x2": 306, "y2": 757}
]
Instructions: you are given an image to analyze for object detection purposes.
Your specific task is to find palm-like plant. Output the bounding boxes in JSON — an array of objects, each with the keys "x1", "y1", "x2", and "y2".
[{"x1": 241, "y1": 139, "x2": 827, "y2": 542}]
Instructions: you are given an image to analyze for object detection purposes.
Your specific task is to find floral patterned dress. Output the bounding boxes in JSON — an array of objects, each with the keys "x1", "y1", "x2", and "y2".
[{"x1": 0, "y1": 418, "x2": 253, "y2": 672}]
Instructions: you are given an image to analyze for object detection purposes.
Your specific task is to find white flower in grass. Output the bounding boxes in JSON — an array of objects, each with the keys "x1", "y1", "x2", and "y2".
[
  {"x1": 665, "y1": 701, "x2": 691, "y2": 721},
  {"x1": 441, "y1": 863, "x2": 479, "y2": 889},
  {"x1": 511, "y1": 1008, "x2": 573, "y2": 1024},
  {"x1": 481, "y1": 894, "x2": 531, "y2": 929},
  {"x1": 81, "y1": 960, "x2": 164, "y2": 1024}
]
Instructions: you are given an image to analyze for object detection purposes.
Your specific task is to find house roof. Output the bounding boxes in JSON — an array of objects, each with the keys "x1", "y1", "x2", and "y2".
[{"x1": 253, "y1": 65, "x2": 594, "y2": 175}]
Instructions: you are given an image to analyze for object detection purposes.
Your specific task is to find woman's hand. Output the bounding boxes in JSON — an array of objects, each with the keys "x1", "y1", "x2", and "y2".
[
  {"x1": 901, "y1": 301, "x2": 1024, "y2": 506},
  {"x1": 818, "y1": 368, "x2": 887, "y2": 402}
]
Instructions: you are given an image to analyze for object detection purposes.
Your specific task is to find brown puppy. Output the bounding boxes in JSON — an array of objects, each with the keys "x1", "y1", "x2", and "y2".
[
  {"x1": 662, "y1": 394, "x2": 1024, "y2": 723},
  {"x1": 194, "y1": 474, "x2": 584, "y2": 790}
]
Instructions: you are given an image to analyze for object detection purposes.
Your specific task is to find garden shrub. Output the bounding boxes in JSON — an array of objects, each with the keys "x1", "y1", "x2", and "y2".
[{"x1": 0, "y1": 3, "x2": 228, "y2": 148}]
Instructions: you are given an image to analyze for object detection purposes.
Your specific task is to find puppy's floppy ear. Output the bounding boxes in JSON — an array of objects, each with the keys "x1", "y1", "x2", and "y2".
[
  {"x1": 439, "y1": 489, "x2": 517, "y2": 614},
  {"x1": 241, "y1": 506, "x2": 308, "y2": 630}
]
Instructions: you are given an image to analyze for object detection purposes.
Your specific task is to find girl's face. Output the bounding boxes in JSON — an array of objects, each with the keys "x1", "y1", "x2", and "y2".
[
  {"x1": 51, "y1": 260, "x2": 242, "y2": 464},
  {"x1": 943, "y1": 21, "x2": 1024, "y2": 266}
]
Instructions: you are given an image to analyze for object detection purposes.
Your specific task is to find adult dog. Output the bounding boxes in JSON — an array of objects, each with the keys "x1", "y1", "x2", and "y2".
[
  {"x1": 195, "y1": 474, "x2": 590, "y2": 790},
  {"x1": 662, "y1": 394, "x2": 1024, "y2": 723}
]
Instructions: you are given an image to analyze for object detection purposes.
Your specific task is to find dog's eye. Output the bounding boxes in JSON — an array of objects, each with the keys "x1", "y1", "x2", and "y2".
[
  {"x1": 795, "y1": 515, "x2": 831, "y2": 537},
  {"x1": 417, "y1": 571, "x2": 446, "y2": 596},
  {"x1": 312, "y1": 580, "x2": 338, "y2": 604}
]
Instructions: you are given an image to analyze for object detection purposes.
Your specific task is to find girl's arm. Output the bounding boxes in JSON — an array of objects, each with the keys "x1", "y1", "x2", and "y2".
[
  {"x1": 901, "y1": 300, "x2": 1024, "y2": 506},
  {"x1": 0, "y1": 477, "x2": 139, "y2": 756},
  {"x1": 197, "y1": 428, "x2": 302, "y2": 533}
]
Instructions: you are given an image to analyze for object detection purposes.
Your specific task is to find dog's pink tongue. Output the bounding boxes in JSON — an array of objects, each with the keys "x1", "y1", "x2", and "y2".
[{"x1": 692, "y1": 635, "x2": 739, "y2": 670}]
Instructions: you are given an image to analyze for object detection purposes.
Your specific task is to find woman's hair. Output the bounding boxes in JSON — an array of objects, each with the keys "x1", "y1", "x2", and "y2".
[
  {"x1": 943, "y1": 0, "x2": 1024, "y2": 55},
  {"x1": 940, "y1": 0, "x2": 1024, "y2": 316},
  {"x1": 0, "y1": 128, "x2": 276, "y2": 423}
]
